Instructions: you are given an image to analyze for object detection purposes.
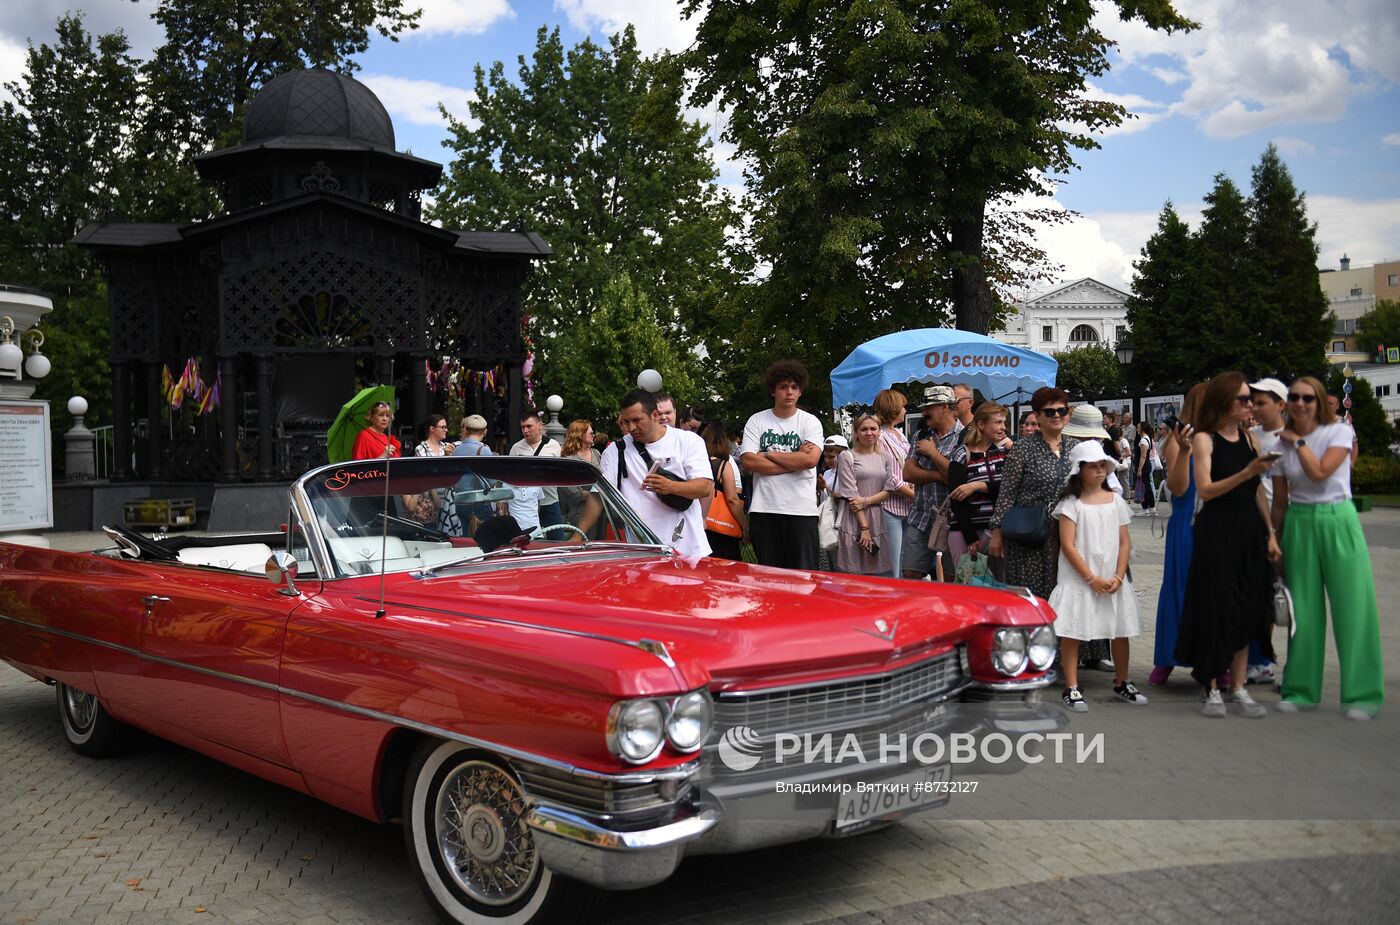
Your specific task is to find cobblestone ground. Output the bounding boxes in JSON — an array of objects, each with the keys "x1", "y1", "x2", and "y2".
[{"x1": 3, "y1": 508, "x2": 1398, "y2": 924}]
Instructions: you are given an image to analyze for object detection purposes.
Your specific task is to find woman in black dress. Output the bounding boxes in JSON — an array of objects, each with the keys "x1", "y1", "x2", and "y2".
[
  {"x1": 1176, "y1": 371, "x2": 1280, "y2": 718},
  {"x1": 989, "y1": 387, "x2": 1079, "y2": 599}
]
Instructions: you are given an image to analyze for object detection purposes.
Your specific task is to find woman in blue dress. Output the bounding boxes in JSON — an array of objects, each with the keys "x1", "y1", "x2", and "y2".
[{"x1": 1150, "y1": 384, "x2": 1203, "y2": 686}]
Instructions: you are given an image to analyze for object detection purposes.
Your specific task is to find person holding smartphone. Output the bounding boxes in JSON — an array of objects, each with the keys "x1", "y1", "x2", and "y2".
[{"x1": 836, "y1": 413, "x2": 895, "y2": 575}]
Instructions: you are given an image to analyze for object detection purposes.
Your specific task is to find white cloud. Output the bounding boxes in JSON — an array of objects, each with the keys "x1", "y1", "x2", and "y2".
[
  {"x1": 1083, "y1": 83, "x2": 1172, "y2": 136},
  {"x1": 1, "y1": 0, "x2": 165, "y2": 57},
  {"x1": 1383, "y1": 132, "x2": 1400, "y2": 146},
  {"x1": 0, "y1": 32, "x2": 26, "y2": 100},
  {"x1": 1147, "y1": 66, "x2": 1188, "y2": 85},
  {"x1": 554, "y1": 0, "x2": 699, "y2": 55},
  {"x1": 1097, "y1": 0, "x2": 1400, "y2": 139},
  {"x1": 414, "y1": 0, "x2": 515, "y2": 37},
  {"x1": 1309, "y1": 195, "x2": 1400, "y2": 267},
  {"x1": 359, "y1": 73, "x2": 477, "y2": 128},
  {"x1": 1273, "y1": 135, "x2": 1317, "y2": 156}
]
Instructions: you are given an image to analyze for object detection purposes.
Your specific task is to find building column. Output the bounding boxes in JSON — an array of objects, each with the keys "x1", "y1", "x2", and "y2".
[
  {"x1": 219, "y1": 356, "x2": 238, "y2": 481},
  {"x1": 112, "y1": 361, "x2": 131, "y2": 481},
  {"x1": 143, "y1": 363, "x2": 163, "y2": 480},
  {"x1": 375, "y1": 354, "x2": 394, "y2": 387},
  {"x1": 255, "y1": 356, "x2": 273, "y2": 480},
  {"x1": 410, "y1": 355, "x2": 428, "y2": 432},
  {"x1": 507, "y1": 360, "x2": 523, "y2": 445}
]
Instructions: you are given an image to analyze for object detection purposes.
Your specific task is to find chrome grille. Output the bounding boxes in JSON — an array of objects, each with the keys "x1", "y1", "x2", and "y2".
[{"x1": 712, "y1": 649, "x2": 964, "y2": 738}]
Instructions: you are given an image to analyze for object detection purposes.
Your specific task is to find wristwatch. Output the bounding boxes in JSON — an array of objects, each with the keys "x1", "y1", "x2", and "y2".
[{"x1": 1296, "y1": 438, "x2": 1306, "y2": 448}]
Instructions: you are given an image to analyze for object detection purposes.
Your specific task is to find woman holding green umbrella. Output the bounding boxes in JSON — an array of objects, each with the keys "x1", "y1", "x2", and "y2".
[{"x1": 353, "y1": 401, "x2": 401, "y2": 459}]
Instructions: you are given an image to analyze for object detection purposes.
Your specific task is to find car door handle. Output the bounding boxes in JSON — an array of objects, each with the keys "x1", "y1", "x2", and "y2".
[{"x1": 141, "y1": 595, "x2": 172, "y2": 607}]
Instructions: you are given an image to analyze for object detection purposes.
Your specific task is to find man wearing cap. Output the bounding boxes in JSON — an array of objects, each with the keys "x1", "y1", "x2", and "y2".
[
  {"x1": 1246, "y1": 377, "x2": 1289, "y2": 685},
  {"x1": 451, "y1": 414, "x2": 495, "y2": 536},
  {"x1": 902, "y1": 385, "x2": 962, "y2": 580}
]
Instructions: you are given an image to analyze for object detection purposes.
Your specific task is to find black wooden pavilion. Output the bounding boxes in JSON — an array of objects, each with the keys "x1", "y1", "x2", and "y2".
[{"x1": 75, "y1": 68, "x2": 548, "y2": 483}]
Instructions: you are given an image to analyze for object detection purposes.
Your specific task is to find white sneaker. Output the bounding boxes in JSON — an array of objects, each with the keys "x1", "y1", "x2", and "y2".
[
  {"x1": 1245, "y1": 663, "x2": 1278, "y2": 685},
  {"x1": 1345, "y1": 708, "x2": 1376, "y2": 721},
  {"x1": 1276, "y1": 700, "x2": 1301, "y2": 713},
  {"x1": 1231, "y1": 688, "x2": 1267, "y2": 719},
  {"x1": 1201, "y1": 688, "x2": 1226, "y2": 718}
]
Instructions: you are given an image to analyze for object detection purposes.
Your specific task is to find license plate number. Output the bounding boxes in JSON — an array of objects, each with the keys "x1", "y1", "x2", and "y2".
[{"x1": 835, "y1": 764, "x2": 951, "y2": 830}]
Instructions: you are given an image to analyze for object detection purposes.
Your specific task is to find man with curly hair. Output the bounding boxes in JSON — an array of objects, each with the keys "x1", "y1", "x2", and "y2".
[{"x1": 741, "y1": 359, "x2": 824, "y2": 569}]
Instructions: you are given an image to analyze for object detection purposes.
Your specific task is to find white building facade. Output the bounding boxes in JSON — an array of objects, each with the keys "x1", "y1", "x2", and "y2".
[{"x1": 995, "y1": 277, "x2": 1132, "y2": 356}]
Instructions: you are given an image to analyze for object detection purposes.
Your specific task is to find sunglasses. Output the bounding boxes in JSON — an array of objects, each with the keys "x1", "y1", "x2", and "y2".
[
  {"x1": 1235, "y1": 395, "x2": 1252, "y2": 406},
  {"x1": 1287, "y1": 393, "x2": 1318, "y2": 404},
  {"x1": 1038, "y1": 407, "x2": 1070, "y2": 418}
]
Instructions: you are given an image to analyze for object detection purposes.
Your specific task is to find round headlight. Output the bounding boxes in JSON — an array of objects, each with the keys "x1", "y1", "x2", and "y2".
[
  {"x1": 665, "y1": 690, "x2": 713, "y2": 752},
  {"x1": 1027, "y1": 625, "x2": 1057, "y2": 671},
  {"x1": 607, "y1": 699, "x2": 664, "y2": 763},
  {"x1": 992, "y1": 628, "x2": 1028, "y2": 676}
]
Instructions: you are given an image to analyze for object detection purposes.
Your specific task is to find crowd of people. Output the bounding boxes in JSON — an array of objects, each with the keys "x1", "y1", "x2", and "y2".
[{"x1": 352, "y1": 359, "x2": 1382, "y2": 721}]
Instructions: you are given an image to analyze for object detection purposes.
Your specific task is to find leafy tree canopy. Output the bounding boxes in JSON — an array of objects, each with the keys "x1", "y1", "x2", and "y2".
[
  {"x1": 1354, "y1": 300, "x2": 1400, "y2": 358},
  {"x1": 547, "y1": 272, "x2": 705, "y2": 427},
  {"x1": 1124, "y1": 202, "x2": 1198, "y2": 391},
  {"x1": 1051, "y1": 344, "x2": 1123, "y2": 398},
  {"x1": 431, "y1": 26, "x2": 743, "y2": 411},
  {"x1": 680, "y1": 0, "x2": 1195, "y2": 403}
]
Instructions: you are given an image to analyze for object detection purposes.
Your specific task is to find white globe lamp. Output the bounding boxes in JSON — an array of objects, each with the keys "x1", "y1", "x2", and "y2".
[
  {"x1": 67, "y1": 396, "x2": 89, "y2": 416},
  {"x1": 637, "y1": 369, "x2": 663, "y2": 392},
  {"x1": 545, "y1": 394, "x2": 564, "y2": 413}
]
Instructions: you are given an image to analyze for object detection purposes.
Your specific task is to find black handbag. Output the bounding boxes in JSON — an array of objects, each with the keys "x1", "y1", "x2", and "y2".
[
  {"x1": 619, "y1": 439, "x2": 694, "y2": 512},
  {"x1": 1000, "y1": 504, "x2": 1051, "y2": 546}
]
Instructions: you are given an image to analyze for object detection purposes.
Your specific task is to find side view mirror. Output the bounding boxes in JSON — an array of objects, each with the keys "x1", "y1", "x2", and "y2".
[{"x1": 265, "y1": 550, "x2": 300, "y2": 597}]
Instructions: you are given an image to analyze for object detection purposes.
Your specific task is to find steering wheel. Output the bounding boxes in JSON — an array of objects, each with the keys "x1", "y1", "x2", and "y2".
[{"x1": 530, "y1": 523, "x2": 587, "y2": 542}]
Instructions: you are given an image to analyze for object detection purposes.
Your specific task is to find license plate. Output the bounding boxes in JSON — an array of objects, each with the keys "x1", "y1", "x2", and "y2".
[{"x1": 835, "y1": 764, "x2": 951, "y2": 831}]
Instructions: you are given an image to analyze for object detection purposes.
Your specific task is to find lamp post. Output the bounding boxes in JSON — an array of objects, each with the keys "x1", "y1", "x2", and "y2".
[
  {"x1": 544, "y1": 393, "x2": 566, "y2": 443},
  {"x1": 0, "y1": 313, "x2": 52, "y2": 399},
  {"x1": 1114, "y1": 335, "x2": 1134, "y2": 369}
]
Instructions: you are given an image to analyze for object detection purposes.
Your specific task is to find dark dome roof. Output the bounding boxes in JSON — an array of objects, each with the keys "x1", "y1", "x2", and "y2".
[{"x1": 242, "y1": 69, "x2": 394, "y2": 149}]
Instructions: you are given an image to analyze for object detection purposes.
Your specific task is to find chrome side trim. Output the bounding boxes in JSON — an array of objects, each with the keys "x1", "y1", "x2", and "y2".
[
  {"x1": 358, "y1": 596, "x2": 683, "y2": 669},
  {"x1": 0, "y1": 611, "x2": 700, "y2": 785},
  {"x1": 527, "y1": 799, "x2": 720, "y2": 851}
]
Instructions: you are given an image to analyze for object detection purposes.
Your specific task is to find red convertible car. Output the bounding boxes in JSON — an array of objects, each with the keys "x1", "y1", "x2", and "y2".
[{"x1": 0, "y1": 455, "x2": 1059, "y2": 925}]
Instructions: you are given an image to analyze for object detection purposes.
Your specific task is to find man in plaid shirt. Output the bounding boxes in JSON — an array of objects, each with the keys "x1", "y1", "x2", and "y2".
[{"x1": 902, "y1": 385, "x2": 962, "y2": 580}]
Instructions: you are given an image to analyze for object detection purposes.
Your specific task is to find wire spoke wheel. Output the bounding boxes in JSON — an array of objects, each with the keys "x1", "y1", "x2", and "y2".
[
  {"x1": 63, "y1": 686, "x2": 98, "y2": 734},
  {"x1": 434, "y1": 760, "x2": 539, "y2": 906}
]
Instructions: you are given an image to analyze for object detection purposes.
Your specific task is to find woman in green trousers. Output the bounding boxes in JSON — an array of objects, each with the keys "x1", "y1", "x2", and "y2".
[{"x1": 1270, "y1": 375, "x2": 1383, "y2": 719}]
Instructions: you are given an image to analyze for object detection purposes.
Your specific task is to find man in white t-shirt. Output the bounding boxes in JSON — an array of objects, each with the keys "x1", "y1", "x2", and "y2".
[
  {"x1": 741, "y1": 359, "x2": 824, "y2": 570},
  {"x1": 1247, "y1": 376, "x2": 1289, "y2": 685},
  {"x1": 510, "y1": 413, "x2": 563, "y2": 527},
  {"x1": 578, "y1": 390, "x2": 713, "y2": 558}
]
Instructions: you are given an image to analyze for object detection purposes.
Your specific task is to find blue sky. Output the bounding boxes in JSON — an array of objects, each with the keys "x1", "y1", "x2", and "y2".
[{"x1": 4, "y1": 0, "x2": 1398, "y2": 294}]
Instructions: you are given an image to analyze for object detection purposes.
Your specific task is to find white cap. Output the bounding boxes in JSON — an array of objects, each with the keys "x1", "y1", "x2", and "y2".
[
  {"x1": 824, "y1": 434, "x2": 850, "y2": 448},
  {"x1": 1250, "y1": 378, "x2": 1288, "y2": 402}
]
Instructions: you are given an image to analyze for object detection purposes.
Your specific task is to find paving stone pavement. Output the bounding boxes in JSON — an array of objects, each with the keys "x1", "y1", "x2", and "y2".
[{"x1": 3, "y1": 508, "x2": 1398, "y2": 924}]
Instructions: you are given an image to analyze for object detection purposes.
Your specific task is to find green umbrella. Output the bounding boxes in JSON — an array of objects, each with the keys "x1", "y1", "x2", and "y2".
[{"x1": 326, "y1": 385, "x2": 397, "y2": 463}]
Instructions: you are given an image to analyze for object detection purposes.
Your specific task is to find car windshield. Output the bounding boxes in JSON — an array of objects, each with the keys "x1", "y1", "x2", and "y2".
[{"x1": 296, "y1": 455, "x2": 665, "y2": 579}]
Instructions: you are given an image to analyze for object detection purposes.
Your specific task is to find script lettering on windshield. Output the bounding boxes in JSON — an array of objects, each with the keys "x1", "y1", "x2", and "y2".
[{"x1": 324, "y1": 467, "x2": 386, "y2": 491}]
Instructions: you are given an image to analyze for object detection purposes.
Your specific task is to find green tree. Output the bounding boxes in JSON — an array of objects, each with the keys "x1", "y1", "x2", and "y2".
[
  {"x1": 681, "y1": 0, "x2": 1196, "y2": 369},
  {"x1": 1193, "y1": 173, "x2": 1264, "y2": 376},
  {"x1": 547, "y1": 273, "x2": 705, "y2": 426},
  {"x1": 1249, "y1": 144, "x2": 1331, "y2": 378},
  {"x1": 1356, "y1": 299, "x2": 1400, "y2": 358},
  {"x1": 431, "y1": 27, "x2": 742, "y2": 405},
  {"x1": 1326, "y1": 368, "x2": 1389, "y2": 456},
  {"x1": 1050, "y1": 344, "x2": 1123, "y2": 397},
  {"x1": 1124, "y1": 202, "x2": 1200, "y2": 390},
  {"x1": 0, "y1": 15, "x2": 145, "y2": 421}
]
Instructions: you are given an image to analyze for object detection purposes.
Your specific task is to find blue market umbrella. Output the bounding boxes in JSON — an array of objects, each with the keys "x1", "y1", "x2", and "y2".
[
  {"x1": 830, "y1": 329, "x2": 1058, "y2": 407},
  {"x1": 326, "y1": 385, "x2": 396, "y2": 463}
]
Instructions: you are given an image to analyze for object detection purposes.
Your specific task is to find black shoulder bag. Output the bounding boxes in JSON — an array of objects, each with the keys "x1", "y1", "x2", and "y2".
[{"x1": 618, "y1": 437, "x2": 694, "y2": 512}]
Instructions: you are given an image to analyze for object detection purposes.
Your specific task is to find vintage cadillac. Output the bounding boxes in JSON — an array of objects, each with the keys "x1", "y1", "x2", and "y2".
[{"x1": 0, "y1": 455, "x2": 1059, "y2": 924}]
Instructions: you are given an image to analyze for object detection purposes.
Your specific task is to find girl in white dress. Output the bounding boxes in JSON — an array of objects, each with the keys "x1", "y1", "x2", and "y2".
[{"x1": 1049, "y1": 441, "x2": 1146, "y2": 712}]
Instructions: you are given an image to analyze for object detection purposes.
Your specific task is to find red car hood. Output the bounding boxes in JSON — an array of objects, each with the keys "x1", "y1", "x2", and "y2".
[{"x1": 362, "y1": 552, "x2": 1049, "y2": 692}]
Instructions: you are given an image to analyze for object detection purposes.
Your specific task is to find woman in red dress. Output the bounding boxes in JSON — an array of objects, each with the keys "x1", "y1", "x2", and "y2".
[{"x1": 352, "y1": 401, "x2": 402, "y2": 459}]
